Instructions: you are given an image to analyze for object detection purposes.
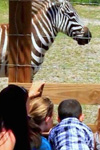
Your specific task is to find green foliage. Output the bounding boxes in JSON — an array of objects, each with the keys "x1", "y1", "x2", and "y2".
[
  {"x1": 71, "y1": 0, "x2": 100, "y2": 4},
  {"x1": 0, "y1": 0, "x2": 8, "y2": 23}
]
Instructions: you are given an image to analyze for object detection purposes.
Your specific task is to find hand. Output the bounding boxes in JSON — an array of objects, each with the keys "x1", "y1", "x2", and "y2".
[
  {"x1": 28, "y1": 81, "x2": 45, "y2": 99},
  {"x1": 0, "y1": 129, "x2": 16, "y2": 150}
]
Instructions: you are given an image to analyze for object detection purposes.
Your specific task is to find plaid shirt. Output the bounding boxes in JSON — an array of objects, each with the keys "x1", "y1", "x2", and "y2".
[{"x1": 48, "y1": 117, "x2": 94, "y2": 150}]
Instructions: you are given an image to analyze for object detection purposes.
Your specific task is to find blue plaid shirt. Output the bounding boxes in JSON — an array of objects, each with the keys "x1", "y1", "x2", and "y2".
[{"x1": 48, "y1": 117, "x2": 94, "y2": 150}]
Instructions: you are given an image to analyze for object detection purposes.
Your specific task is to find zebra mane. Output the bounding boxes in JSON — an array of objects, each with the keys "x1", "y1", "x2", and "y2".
[
  {"x1": 31, "y1": 0, "x2": 71, "y2": 15},
  {"x1": 32, "y1": 0, "x2": 51, "y2": 15},
  {"x1": 31, "y1": 0, "x2": 69, "y2": 15}
]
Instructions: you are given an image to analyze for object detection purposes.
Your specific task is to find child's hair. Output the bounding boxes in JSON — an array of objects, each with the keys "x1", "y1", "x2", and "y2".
[
  {"x1": 28, "y1": 96, "x2": 54, "y2": 148},
  {"x1": 58, "y1": 99, "x2": 82, "y2": 121},
  {"x1": 95, "y1": 108, "x2": 100, "y2": 133}
]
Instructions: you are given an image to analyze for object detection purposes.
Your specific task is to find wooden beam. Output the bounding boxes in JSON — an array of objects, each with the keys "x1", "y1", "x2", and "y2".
[
  {"x1": 9, "y1": 0, "x2": 31, "y2": 82},
  {"x1": 42, "y1": 83, "x2": 100, "y2": 105},
  {"x1": 9, "y1": 82, "x2": 100, "y2": 132},
  {"x1": 9, "y1": 83, "x2": 100, "y2": 105}
]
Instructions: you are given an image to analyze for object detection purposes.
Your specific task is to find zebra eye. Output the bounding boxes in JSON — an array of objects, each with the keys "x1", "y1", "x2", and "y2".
[
  {"x1": 64, "y1": 12, "x2": 74, "y2": 18},
  {"x1": 64, "y1": 12, "x2": 70, "y2": 18}
]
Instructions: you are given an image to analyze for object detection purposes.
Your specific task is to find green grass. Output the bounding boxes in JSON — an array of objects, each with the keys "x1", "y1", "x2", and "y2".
[
  {"x1": 0, "y1": 0, "x2": 8, "y2": 23},
  {"x1": 74, "y1": 5, "x2": 100, "y2": 19}
]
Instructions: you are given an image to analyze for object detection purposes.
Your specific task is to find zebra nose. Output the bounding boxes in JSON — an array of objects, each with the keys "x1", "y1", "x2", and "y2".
[
  {"x1": 83, "y1": 26, "x2": 92, "y2": 40},
  {"x1": 77, "y1": 27, "x2": 92, "y2": 45}
]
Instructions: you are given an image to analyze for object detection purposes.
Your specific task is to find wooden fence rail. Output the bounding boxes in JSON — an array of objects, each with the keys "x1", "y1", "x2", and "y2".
[{"x1": 10, "y1": 82, "x2": 100, "y2": 132}]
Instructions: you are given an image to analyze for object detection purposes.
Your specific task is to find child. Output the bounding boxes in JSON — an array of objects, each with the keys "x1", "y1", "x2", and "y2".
[
  {"x1": 94, "y1": 108, "x2": 100, "y2": 150},
  {"x1": 28, "y1": 96, "x2": 54, "y2": 150},
  {"x1": 48, "y1": 99, "x2": 94, "y2": 150}
]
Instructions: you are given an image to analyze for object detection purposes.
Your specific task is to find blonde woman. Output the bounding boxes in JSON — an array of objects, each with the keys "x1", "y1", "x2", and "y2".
[{"x1": 28, "y1": 96, "x2": 54, "y2": 150}]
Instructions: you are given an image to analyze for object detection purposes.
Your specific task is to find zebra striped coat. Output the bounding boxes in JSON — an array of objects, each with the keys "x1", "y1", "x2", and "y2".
[{"x1": 0, "y1": 0, "x2": 91, "y2": 78}]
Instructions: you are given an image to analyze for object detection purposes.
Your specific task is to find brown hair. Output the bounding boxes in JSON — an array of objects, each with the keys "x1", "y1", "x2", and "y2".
[{"x1": 28, "y1": 96, "x2": 53, "y2": 148}]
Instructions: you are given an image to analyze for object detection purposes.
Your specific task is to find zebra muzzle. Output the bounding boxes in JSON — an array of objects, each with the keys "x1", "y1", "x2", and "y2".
[{"x1": 77, "y1": 27, "x2": 92, "y2": 45}]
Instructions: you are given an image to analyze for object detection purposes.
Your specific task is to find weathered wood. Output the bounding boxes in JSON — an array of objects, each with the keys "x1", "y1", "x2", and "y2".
[
  {"x1": 42, "y1": 83, "x2": 100, "y2": 105},
  {"x1": 9, "y1": 83, "x2": 100, "y2": 104},
  {"x1": 9, "y1": 0, "x2": 31, "y2": 82},
  {"x1": 9, "y1": 82, "x2": 100, "y2": 132}
]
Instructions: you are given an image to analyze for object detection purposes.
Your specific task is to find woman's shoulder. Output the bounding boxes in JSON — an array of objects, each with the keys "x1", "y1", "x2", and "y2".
[
  {"x1": 31, "y1": 136, "x2": 52, "y2": 150},
  {"x1": 40, "y1": 136, "x2": 52, "y2": 150}
]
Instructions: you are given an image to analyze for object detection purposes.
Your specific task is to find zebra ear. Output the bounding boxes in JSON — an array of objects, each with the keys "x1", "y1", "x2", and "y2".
[
  {"x1": 52, "y1": 0, "x2": 69, "y2": 7},
  {"x1": 57, "y1": 0, "x2": 64, "y2": 2},
  {"x1": 51, "y1": 0, "x2": 63, "y2": 7}
]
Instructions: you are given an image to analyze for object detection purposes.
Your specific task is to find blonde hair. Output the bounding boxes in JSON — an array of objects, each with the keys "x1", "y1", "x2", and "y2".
[{"x1": 28, "y1": 96, "x2": 53, "y2": 148}]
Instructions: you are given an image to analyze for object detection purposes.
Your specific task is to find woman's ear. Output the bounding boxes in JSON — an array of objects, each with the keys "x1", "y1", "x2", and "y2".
[{"x1": 79, "y1": 114, "x2": 84, "y2": 122}]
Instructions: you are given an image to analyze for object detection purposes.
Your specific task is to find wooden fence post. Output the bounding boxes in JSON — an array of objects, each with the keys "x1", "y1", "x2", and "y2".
[{"x1": 9, "y1": 0, "x2": 31, "y2": 82}]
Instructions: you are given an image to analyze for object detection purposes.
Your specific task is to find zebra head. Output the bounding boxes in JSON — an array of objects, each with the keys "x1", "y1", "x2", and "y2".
[{"x1": 55, "y1": 0, "x2": 92, "y2": 45}]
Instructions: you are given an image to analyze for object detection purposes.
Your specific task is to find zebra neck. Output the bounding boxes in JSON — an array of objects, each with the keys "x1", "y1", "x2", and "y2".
[{"x1": 30, "y1": 0, "x2": 59, "y2": 73}]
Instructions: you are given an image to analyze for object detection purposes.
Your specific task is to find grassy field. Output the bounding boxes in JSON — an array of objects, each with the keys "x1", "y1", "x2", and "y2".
[{"x1": 0, "y1": 1, "x2": 100, "y2": 124}]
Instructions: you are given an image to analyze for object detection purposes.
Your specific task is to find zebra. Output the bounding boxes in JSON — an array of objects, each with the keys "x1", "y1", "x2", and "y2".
[
  {"x1": 0, "y1": 24, "x2": 8, "y2": 77},
  {"x1": 0, "y1": 0, "x2": 91, "y2": 79}
]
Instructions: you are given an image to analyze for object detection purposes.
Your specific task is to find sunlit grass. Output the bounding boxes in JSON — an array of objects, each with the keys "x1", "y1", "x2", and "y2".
[
  {"x1": 74, "y1": 5, "x2": 100, "y2": 20},
  {"x1": 0, "y1": 0, "x2": 8, "y2": 23}
]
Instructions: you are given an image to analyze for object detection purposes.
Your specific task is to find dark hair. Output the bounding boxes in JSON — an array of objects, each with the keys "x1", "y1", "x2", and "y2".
[
  {"x1": 0, "y1": 84, "x2": 31, "y2": 150},
  {"x1": 58, "y1": 99, "x2": 82, "y2": 121}
]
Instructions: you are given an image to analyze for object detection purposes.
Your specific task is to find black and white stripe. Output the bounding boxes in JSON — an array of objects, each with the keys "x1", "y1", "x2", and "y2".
[{"x1": 0, "y1": 0, "x2": 91, "y2": 77}]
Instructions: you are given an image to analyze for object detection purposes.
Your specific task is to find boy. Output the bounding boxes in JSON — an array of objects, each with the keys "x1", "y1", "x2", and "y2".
[{"x1": 48, "y1": 99, "x2": 94, "y2": 150}]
